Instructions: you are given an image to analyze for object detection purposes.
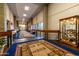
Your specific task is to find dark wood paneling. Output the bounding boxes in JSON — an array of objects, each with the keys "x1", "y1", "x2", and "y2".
[
  {"x1": 60, "y1": 15, "x2": 79, "y2": 21},
  {"x1": 0, "y1": 31, "x2": 12, "y2": 37}
]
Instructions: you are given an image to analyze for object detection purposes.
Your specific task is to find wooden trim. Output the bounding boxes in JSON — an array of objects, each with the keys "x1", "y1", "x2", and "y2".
[
  {"x1": 0, "y1": 31, "x2": 12, "y2": 37},
  {"x1": 60, "y1": 15, "x2": 79, "y2": 21},
  {"x1": 0, "y1": 44, "x2": 8, "y2": 56},
  {"x1": 61, "y1": 39, "x2": 77, "y2": 47},
  {"x1": 59, "y1": 15, "x2": 79, "y2": 47},
  {"x1": 44, "y1": 41, "x2": 75, "y2": 55},
  {"x1": 15, "y1": 45, "x2": 22, "y2": 56},
  {"x1": 31, "y1": 30, "x2": 60, "y2": 33}
]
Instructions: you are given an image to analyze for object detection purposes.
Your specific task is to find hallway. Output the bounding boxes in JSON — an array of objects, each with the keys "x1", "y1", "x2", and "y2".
[
  {"x1": 6, "y1": 31, "x2": 75, "y2": 56},
  {"x1": 0, "y1": 3, "x2": 79, "y2": 56},
  {"x1": 4, "y1": 30, "x2": 79, "y2": 56}
]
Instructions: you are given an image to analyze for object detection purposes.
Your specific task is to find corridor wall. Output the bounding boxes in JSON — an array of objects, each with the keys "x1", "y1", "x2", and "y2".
[
  {"x1": 48, "y1": 3, "x2": 79, "y2": 30},
  {"x1": 48, "y1": 3, "x2": 79, "y2": 39},
  {"x1": 4, "y1": 4, "x2": 14, "y2": 31},
  {"x1": 0, "y1": 4, "x2": 5, "y2": 32},
  {"x1": 32, "y1": 5, "x2": 48, "y2": 30},
  {"x1": 30, "y1": 5, "x2": 48, "y2": 37}
]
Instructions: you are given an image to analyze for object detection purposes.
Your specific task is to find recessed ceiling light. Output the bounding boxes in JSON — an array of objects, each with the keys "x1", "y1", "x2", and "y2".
[
  {"x1": 23, "y1": 14, "x2": 27, "y2": 17},
  {"x1": 24, "y1": 6, "x2": 30, "y2": 11}
]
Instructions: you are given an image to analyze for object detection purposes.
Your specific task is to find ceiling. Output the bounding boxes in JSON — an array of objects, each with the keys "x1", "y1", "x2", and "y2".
[{"x1": 8, "y1": 3, "x2": 44, "y2": 21}]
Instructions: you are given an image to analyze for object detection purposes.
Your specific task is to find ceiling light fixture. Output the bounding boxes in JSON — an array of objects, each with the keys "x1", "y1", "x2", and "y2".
[
  {"x1": 24, "y1": 6, "x2": 30, "y2": 11},
  {"x1": 23, "y1": 14, "x2": 27, "y2": 17}
]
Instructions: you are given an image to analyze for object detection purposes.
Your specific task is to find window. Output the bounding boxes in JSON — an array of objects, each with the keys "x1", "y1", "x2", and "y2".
[{"x1": 37, "y1": 22, "x2": 43, "y2": 30}]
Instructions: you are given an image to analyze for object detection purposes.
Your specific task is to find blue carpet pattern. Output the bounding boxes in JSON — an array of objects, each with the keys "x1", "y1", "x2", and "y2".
[
  {"x1": 6, "y1": 44, "x2": 17, "y2": 56},
  {"x1": 13, "y1": 32, "x2": 20, "y2": 40},
  {"x1": 6, "y1": 39, "x2": 42, "y2": 56},
  {"x1": 6, "y1": 39, "x2": 79, "y2": 56},
  {"x1": 46, "y1": 40, "x2": 79, "y2": 56}
]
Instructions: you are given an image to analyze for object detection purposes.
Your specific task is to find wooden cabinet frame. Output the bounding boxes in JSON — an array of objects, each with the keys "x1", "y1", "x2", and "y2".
[{"x1": 59, "y1": 15, "x2": 79, "y2": 47}]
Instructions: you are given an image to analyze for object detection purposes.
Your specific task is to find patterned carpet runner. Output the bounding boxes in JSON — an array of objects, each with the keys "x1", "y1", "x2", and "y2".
[{"x1": 15, "y1": 40, "x2": 75, "y2": 56}]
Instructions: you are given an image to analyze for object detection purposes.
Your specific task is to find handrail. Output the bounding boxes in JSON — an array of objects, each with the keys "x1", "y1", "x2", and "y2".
[
  {"x1": 31, "y1": 29, "x2": 60, "y2": 33},
  {"x1": 0, "y1": 31, "x2": 12, "y2": 56},
  {"x1": 31, "y1": 29, "x2": 60, "y2": 40},
  {"x1": 0, "y1": 31, "x2": 12, "y2": 37}
]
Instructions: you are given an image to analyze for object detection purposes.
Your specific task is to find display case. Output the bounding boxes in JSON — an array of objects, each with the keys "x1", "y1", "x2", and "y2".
[{"x1": 59, "y1": 15, "x2": 79, "y2": 47}]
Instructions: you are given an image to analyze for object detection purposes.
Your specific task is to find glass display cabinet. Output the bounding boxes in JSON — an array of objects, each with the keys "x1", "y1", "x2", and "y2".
[{"x1": 59, "y1": 15, "x2": 79, "y2": 47}]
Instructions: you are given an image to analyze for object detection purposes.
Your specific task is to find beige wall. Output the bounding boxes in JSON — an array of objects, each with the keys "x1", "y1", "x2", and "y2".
[
  {"x1": 32, "y1": 9, "x2": 44, "y2": 30},
  {"x1": 33, "y1": 16, "x2": 37, "y2": 25},
  {"x1": 14, "y1": 17, "x2": 18, "y2": 29},
  {"x1": 28, "y1": 21, "x2": 31, "y2": 30},
  {"x1": 4, "y1": 4, "x2": 14, "y2": 30},
  {"x1": 31, "y1": 5, "x2": 48, "y2": 37},
  {"x1": 48, "y1": 3, "x2": 79, "y2": 30},
  {"x1": 0, "y1": 4, "x2": 4, "y2": 32},
  {"x1": 37, "y1": 9, "x2": 43, "y2": 23},
  {"x1": 32, "y1": 5, "x2": 48, "y2": 30},
  {"x1": 0, "y1": 3, "x2": 14, "y2": 32}
]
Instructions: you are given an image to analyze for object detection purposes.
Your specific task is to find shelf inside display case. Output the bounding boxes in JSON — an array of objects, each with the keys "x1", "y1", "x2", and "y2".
[{"x1": 60, "y1": 15, "x2": 79, "y2": 47}]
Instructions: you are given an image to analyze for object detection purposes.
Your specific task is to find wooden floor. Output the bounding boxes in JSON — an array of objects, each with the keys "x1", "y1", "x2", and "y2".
[{"x1": 52, "y1": 40, "x2": 79, "y2": 52}]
